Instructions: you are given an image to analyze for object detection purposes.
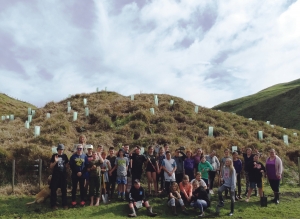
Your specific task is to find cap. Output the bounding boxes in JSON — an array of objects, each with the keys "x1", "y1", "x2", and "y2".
[
  {"x1": 86, "y1": 144, "x2": 93, "y2": 149},
  {"x1": 133, "y1": 179, "x2": 140, "y2": 184},
  {"x1": 57, "y1": 144, "x2": 65, "y2": 150}
]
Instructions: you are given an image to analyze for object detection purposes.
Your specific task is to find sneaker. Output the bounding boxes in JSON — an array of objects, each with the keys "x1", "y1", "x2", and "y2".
[
  {"x1": 217, "y1": 201, "x2": 224, "y2": 207},
  {"x1": 209, "y1": 190, "x2": 214, "y2": 195},
  {"x1": 238, "y1": 195, "x2": 243, "y2": 199},
  {"x1": 245, "y1": 198, "x2": 249, "y2": 202},
  {"x1": 80, "y1": 201, "x2": 85, "y2": 206},
  {"x1": 71, "y1": 201, "x2": 77, "y2": 207},
  {"x1": 198, "y1": 212, "x2": 205, "y2": 217},
  {"x1": 229, "y1": 212, "x2": 233, "y2": 216}
]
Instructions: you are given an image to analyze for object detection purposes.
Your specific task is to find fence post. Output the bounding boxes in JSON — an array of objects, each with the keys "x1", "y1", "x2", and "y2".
[
  {"x1": 12, "y1": 159, "x2": 15, "y2": 193},
  {"x1": 39, "y1": 159, "x2": 42, "y2": 190}
]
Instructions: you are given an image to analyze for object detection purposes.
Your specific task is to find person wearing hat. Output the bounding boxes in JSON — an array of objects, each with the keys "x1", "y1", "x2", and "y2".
[
  {"x1": 128, "y1": 179, "x2": 157, "y2": 217},
  {"x1": 49, "y1": 143, "x2": 69, "y2": 210}
]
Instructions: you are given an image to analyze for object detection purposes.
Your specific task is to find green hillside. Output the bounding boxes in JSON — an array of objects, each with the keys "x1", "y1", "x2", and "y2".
[
  {"x1": 0, "y1": 91, "x2": 300, "y2": 187},
  {"x1": 0, "y1": 93, "x2": 37, "y2": 118},
  {"x1": 213, "y1": 78, "x2": 300, "y2": 129}
]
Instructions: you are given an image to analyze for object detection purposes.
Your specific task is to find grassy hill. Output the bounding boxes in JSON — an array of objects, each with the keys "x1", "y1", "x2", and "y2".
[
  {"x1": 0, "y1": 93, "x2": 37, "y2": 118},
  {"x1": 0, "y1": 91, "x2": 300, "y2": 186},
  {"x1": 213, "y1": 78, "x2": 300, "y2": 130}
]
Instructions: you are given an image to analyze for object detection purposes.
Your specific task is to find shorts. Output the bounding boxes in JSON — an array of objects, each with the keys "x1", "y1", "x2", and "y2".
[
  {"x1": 250, "y1": 181, "x2": 262, "y2": 189},
  {"x1": 117, "y1": 176, "x2": 127, "y2": 185},
  {"x1": 146, "y1": 165, "x2": 156, "y2": 173}
]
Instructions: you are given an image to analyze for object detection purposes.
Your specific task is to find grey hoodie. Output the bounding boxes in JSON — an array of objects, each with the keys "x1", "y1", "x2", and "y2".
[{"x1": 221, "y1": 166, "x2": 236, "y2": 191}]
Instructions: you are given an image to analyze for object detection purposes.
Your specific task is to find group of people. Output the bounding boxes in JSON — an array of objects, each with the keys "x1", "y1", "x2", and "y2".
[{"x1": 49, "y1": 134, "x2": 283, "y2": 217}]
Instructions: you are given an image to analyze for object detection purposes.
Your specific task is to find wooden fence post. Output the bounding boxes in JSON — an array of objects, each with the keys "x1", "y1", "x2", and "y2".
[
  {"x1": 12, "y1": 159, "x2": 15, "y2": 193},
  {"x1": 39, "y1": 159, "x2": 42, "y2": 190}
]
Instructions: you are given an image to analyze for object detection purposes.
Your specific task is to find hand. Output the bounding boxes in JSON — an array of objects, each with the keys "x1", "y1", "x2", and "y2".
[
  {"x1": 276, "y1": 174, "x2": 281, "y2": 179},
  {"x1": 168, "y1": 171, "x2": 172, "y2": 176},
  {"x1": 77, "y1": 172, "x2": 82, "y2": 177},
  {"x1": 260, "y1": 170, "x2": 264, "y2": 173},
  {"x1": 54, "y1": 155, "x2": 59, "y2": 162}
]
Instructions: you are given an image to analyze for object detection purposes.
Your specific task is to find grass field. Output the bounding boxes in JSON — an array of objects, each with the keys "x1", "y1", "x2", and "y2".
[{"x1": 1, "y1": 184, "x2": 299, "y2": 219}]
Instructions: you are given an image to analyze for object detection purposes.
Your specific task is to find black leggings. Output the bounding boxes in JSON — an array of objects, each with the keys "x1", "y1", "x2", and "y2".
[
  {"x1": 208, "y1": 171, "x2": 216, "y2": 190},
  {"x1": 50, "y1": 173, "x2": 67, "y2": 207},
  {"x1": 269, "y1": 179, "x2": 280, "y2": 193},
  {"x1": 107, "y1": 175, "x2": 116, "y2": 198},
  {"x1": 237, "y1": 173, "x2": 241, "y2": 195},
  {"x1": 72, "y1": 176, "x2": 85, "y2": 202},
  {"x1": 156, "y1": 170, "x2": 164, "y2": 190}
]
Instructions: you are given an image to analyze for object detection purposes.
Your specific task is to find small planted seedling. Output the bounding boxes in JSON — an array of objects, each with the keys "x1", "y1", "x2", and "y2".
[
  {"x1": 258, "y1": 131, "x2": 263, "y2": 140},
  {"x1": 67, "y1": 101, "x2": 71, "y2": 107},
  {"x1": 28, "y1": 107, "x2": 32, "y2": 115},
  {"x1": 1, "y1": 116, "x2": 5, "y2": 120},
  {"x1": 96, "y1": 87, "x2": 99, "y2": 92},
  {"x1": 249, "y1": 118, "x2": 252, "y2": 120},
  {"x1": 52, "y1": 146, "x2": 57, "y2": 154},
  {"x1": 293, "y1": 133, "x2": 298, "y2": 136},
  {"x1": 25, "y1": 121, "x2": 29, "y2": 129},
  {"x1": 73, "y1": 112, "x2": 78, "y2": 121},
  {"x1": 232, "y1": 146, "x2": 238, "y2": 152},
  {"x1": 266, "y1": 121, "x2": 270, "y2": 125},
  {"x1": 154, "y1": 95, "x2": 157, "y2": 100},
  {"x1": 195, "y1": 106, "x2": 198, "y2": 113},
  {"x1": 208, "y1": 126, "x2": 214, "y2": 137},
  {"x1": 154, "y1": 97, "x2": 158, "y2": 106},
  {"x1": 271, "y1": 125, "x2": 274, "y2": 128},
  {"x1": 9, "y1": 115, "x2": 14, "y2": 120},
  {"x1": 32, "y1": 110, "x2": 36, "y2": 116}
]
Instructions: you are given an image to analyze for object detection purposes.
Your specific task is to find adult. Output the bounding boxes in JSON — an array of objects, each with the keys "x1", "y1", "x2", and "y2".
[
  {"x1": 205, "y1": 150, "x2": 220, "y2": 194},
  {"x1": 173, "y1": 148, "x2": 187, "y2": 184},
  {"x1": 191, "y1": 181, "x2": 210, "y2": 217},
  {"x1": 266, "y1": 149, "x2": 283, "y2": 204},
  {"x1": 107, "y1": 147, "x2": 117, "y2": 199},
  {"x1": 145, "y1": 146, "x2": 159, "y2": 196},
  {"x1": 130, "y1": 146, "x2": 147, "y2": 181},
  {"x1": 69, "y1": 144, "x2": 89, "y2": 207},
  {"x1": 78, "y1": 134, "x2": 87, "y2": 153},
  {"x1": 162, "y1": 151, "x2": 177, "y2": 194},
  {"x1": 242, "y1": 147, "x2": 258, "y2": 196},
  {"x1": 193, "y1": 148, "x2": 203, "y2": 175},
  {"x1": 128, "y1": 179, "x2": 158, "y2": 217},
  {"x1": 156, "y1": 147, "x2": 165, "y2": 192},
  {"x1": 217, "y1": 158, "x2": 236, "y2": 216},
  {"x1": 49, "y1": 144, "x2": 69, "y2": 210},
  {"x1": 184, "y1": 149, "x2": 195, "y2": 181},
  {"x1": 245, "y1": 154, "x2": 265, "y2": 202},
  {"x1": 232, "y1": 151, "x2": 242, "y2": 200}
]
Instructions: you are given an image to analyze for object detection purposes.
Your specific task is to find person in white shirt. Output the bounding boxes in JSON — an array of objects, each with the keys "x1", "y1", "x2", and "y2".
[{"x1": 162, "y1": 151, "x2": 177, "y2": 195}]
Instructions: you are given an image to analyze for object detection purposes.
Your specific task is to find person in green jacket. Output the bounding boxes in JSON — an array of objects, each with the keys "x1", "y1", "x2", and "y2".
[{"x1": 198, "y1": 156, "x2": 213, "y2": 191}]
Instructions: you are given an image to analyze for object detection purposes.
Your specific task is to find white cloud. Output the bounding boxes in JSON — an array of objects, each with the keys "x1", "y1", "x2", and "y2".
[{"x1": 0, "y1": 0, "x2": 299, "y2": 108}]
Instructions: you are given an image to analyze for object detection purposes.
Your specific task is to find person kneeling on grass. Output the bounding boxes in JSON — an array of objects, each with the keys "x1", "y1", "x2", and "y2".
[
  {"x1": 128, "y1": 179, "x2": 157, "y2": 217},
  {"x1": 245, "y1": 153, "x2": 265, "y2": 202},
  {"x1": 191, "y1": 180, "x2": 210, "y2": 217},
  {"x1": 168, "y1": 182, "x2": 189, "y2": 216},
  {"x1": 217, "y1": 158, "x2": 236, "y2": 216}
]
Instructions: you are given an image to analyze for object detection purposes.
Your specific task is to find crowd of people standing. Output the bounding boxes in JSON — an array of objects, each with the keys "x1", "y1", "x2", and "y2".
[{"x1": 49, "y1": 134, "x2": 283, "y2": 217}]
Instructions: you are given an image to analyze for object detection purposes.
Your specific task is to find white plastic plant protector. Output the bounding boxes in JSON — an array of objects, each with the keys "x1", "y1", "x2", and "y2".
[
  {"x1": 140, "y1": 147, "x2": 145, "y2": 155},
  {"x1": 105, "y1": 87, "x2": 107, "y2": 91},
  {"x1": 73, "y1": 112, "x2": 78, "y2": 121},
  {"x1": 249, "y1": 118, "x2": 252, "y2": 120},
  {"x1": 271, "y1": 125, "x2": 274, "y2": 128},
  {"x1": 68, "y1": 94, "x2": 71, "y2": 98},
  {"x1": 131, "y1": 95, "x2": 134, "y2": 100},
  {"x1": 85, "y1": 107, "x2": 89, "y2": 116},
  {"x1": 9, "y1": 115, "x2": 14, "y2": 120},
  {"x1": 283, "y1": 135, "x2": 288, "y2": 145},
  {"x1": 6, "y1": 115, "x2": 9, "y2": 119},
  {"x1": 208, "y1": 126, "x2": 213, "y2": 137},
  {"x1": 195, "y1": 106, "x2": 198, "y2": 113},
  {"x1": 32, "y1": 110, "x2": 36, "y2": 116},
  {"x1": 1, "y1": 116, "x2": 5, "y2": 120},
  {"x1": 28, "y1": 107, "x2": 32, "y2": 115},
  {"x1": 258, "y1": 131, "x2": 263, "y2": 140},
  {"x1": 154, "y1": 95, "x2": 157, "y2": 100},
  {"x1": 67, "y1": 101, "x2": 71, "y2": 107},
  {"x1": 83, "y1": 98, "x2": 87, "y2": 105},
  {"x1": 283, "y1": 128, "x2": 286, "y2": 130},
  {"x1": 67, "y1": 106, "x2": 71, "y2": 113},
  {"x1": 170, "y1": 100, "x2": 174, "y2": 105},
  {"x1": 155, "y1": 98, "x2": 158, "y2": 106},
  {"x1": 232, "y1": 146, "x2": 238, "y2": 152},
  {"x1": 96, "y1": 87, "x2": 99, "y2": 92},
  {"x1": 293, "y1": 133, "x2": 297, "y2": 136},
  {"x1": 150, "y1": 108, "x2": 155, "y2": 115},
  {"x1": 28, "y1": 115, "x2": 32, "y2": 123},
  {"x1": 46, "y1": 113, "x2": 51, "y2": 119},
  {"x1": 25, "y1": 121, "x2": 29, "y2": 129},
  {"x1": 266, "y1": 121, "x2": 270, "y2": 125},
  {"x1": 34, "y1": 126, "x2": 40, "y2": 137},
  {"x1": 52, "y1": 146, "x2": 57, "y2": 154}
]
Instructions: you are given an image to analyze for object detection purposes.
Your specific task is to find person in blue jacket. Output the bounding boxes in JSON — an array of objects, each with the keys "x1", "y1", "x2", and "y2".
[{"x1": 69, "y1": 144, "x2": 89, "y2": 207}]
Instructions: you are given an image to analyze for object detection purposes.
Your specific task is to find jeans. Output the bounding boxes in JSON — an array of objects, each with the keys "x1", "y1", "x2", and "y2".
[
  {"x1": 168, "y1": 197, "x2": 184, "y2": 206},
  {"x1": 72, "y1": 175, "x2": 85, "y2": 202},
  {"x1": 194, "y1": 199, "x2": 207, "y2": 213}
]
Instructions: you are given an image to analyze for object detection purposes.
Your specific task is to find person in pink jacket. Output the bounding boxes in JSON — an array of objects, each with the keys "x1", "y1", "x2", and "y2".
[{"x1": 265, "y1": 149, "x2": 283, "y2": 204}]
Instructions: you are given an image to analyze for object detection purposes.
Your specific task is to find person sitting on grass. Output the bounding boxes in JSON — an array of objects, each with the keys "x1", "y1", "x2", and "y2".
[
  {"x1": 167, "y1": 182, "x2": 189, "y2": 216},
  {"x1": 110, "y1": 148, "x2": 129, "y2": 201},
  {"x1": 87, "y1": 151, "x2": 103, "y2": 206},
  {"x1": 179, "y1": 175, "x2": 193, "y2": 204},
  {"x1": 245, "y1": 154, "x2": 265, "y2": 202},
  {"x1": 191, "y1": 172, "x2": 207, "y2": 190},
  {"x1": 217, "y1": 158, "x2": 236, "y2": 216},
  {"x1": 128, "y1": 179, "x2": 158, "y2": 217},
  {"x1": 191, "y1": 180, "x2": 210, "y2": 217}
]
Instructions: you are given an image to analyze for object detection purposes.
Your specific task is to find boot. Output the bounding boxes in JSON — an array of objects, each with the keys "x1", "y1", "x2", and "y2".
[
  {"x1": 181, "y1": 206, "x2": 189, "y2": 215},
  {"x1": 172, "y1": 206, "x2": 178, "y2": 216},
  {"x1": 147, "y1": 206, "x2": 158, "y2": 217},
  {"x1": 128, "y1": 207, "x2": 137, "y2": 217},
  {"x1": 275, "y1": 192, "x2": 279, "y2": 204},
  {"x1": 229, "y1": 202, "x2": 234, "y2": 216},
  {"x1": 235, "y1": 191, "x2": 239, "y2": 201}
]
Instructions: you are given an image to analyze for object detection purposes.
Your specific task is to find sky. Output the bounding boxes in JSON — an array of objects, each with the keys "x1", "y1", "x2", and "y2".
[{"x1": 0, "y1": 0, "x2": 299, "y2": 108}]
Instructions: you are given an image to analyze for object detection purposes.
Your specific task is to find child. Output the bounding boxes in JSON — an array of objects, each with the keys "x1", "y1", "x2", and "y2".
[
  {"x1": 146, "y1": 146, "x2": 159, "y2": 196},
  {"x1": 107, "y1": 147, "x2": 117, "y2": 199},
  {"x1": 168, "y1": 182, "x2": 189, "y2": 216},
  {"x1": 100, "y1": 151, "x2": 111, "y2": 203},
  {"x1": 245, "y1": 154, "x2": 265, "y2": 202},
  {"x1": 191, "y1": 180, "x2": 199, "y2": 192},
  {"x1": 198, "y1": 156, "x2": 213, "y2": 191},
  {"x1": 179, "y1": 175, "x2": 192, "y2": 203},
  {"x1": 184, "y1": 149, "x2": 195, "y2": 181},
  {"x1": 191, "y1": 181, "x2": 210, "y2": 217},
  {"x1": 87, "y1": 151, "x2": 103, "y2": 206},
  {"x1": 220, "y1": 149, "x2": 232, "y2": 198},
  {"x1": 217, "y1": 158, "x2": 236, "y2": 216},
  {"x1": 191, "y1": 172, "x2": 207, "y2": 189},
  {"x1": 128, "y1": 179, "x2": 157, "y2": 217},
  {"x1": 156, "y1": 147, "x2": 165, "y2": 192},
  {"x1": 110, "y1": 148, "x2": 129, "y2": 201},
  {"x1": 232, "y1": 151, "x2": 242, "y2": 200}
]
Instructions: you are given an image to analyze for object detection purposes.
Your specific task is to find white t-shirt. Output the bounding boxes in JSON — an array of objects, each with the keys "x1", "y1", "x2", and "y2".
[
  {"x1": 191, "y1": 178, "x2": 207, "y2": 187},
  {"x1": 162, "y1": 158, "x2": 177, "y2": 181}
]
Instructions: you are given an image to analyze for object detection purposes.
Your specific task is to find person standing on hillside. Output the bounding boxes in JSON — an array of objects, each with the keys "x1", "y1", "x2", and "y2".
[
  {"x1": 69, "y1": 144, "x2": 89, "y2": 207},
  {"x1": 107, "y1": 147, "x2": 117, "y2": 199},
  {"x1": 162, "y1": 151, "x2": 177, "y2": 195},
  {"x1": 265, "y1": 149, "x2": 283, "y2": 204},
  {"x1": 173, "y1": 148, "x2": 187, "y2": 184},
  {"x1": 241, "y1": 147, "x2": 258, "y2": 196},
  {"x1": 232, "y1": 151, "x2": 242, "y2": 200},
  {"x1": 184, "y1": 149, "x2": 195, "y2": 181},
  {"x1": 145, "y1": 146, "x2": 159, "y2": 196},
  {"x1": 130, "y1": 146, "x2": 147, "y2": 182},
  {"x1": 49, "y1": 143, "x2": 69, "y2": 210},
  {"x1": 198, "y1": 156, "x2": 213, "y2": 192},
  {"x1": 205, "y1": 150, "x2": 220, "y2": 194},
  {"x1": 193, "y1": 148, "x2": 203, "y2": 176}
]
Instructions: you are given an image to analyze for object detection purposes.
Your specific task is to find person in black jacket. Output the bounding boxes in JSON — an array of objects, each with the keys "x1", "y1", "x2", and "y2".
[
  {"x1": 49, "y1": 144, "x2": 69, "y2": 210},
  {"x1": 191, "y1": 180, "x2": 210, "y2": 217},
  {"x1": 173, "y1": 149, "x2": 187, "y2": 184},
  {"x1": 128, "y1": 179, "x2": 157, "y2": 217}
]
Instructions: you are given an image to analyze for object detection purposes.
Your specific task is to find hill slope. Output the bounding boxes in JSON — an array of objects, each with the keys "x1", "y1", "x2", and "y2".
[
  {"x1": 213, "y1": 79, "x2": 300, "y2": 129},
  {"x1": 0, "y1": 91, "x2": 300, "y2": 185},
  {"x1": 0, "y1": 93, "x2": 37, "y2": 118}
]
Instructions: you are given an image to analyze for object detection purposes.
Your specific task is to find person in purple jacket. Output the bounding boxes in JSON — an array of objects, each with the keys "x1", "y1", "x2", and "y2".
[
  {"x1": 232, "y1": 151, "x2": 242, "y2": 200},
  {"x1": 69, "y1": 144, "x2": 89, "y2": 207},
  {"x1": 184, "y1": 149, "x2": 195, "y2": 181},
  {"x1": 266, "y1": 149, "x2": 283, "y2": 204}
]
